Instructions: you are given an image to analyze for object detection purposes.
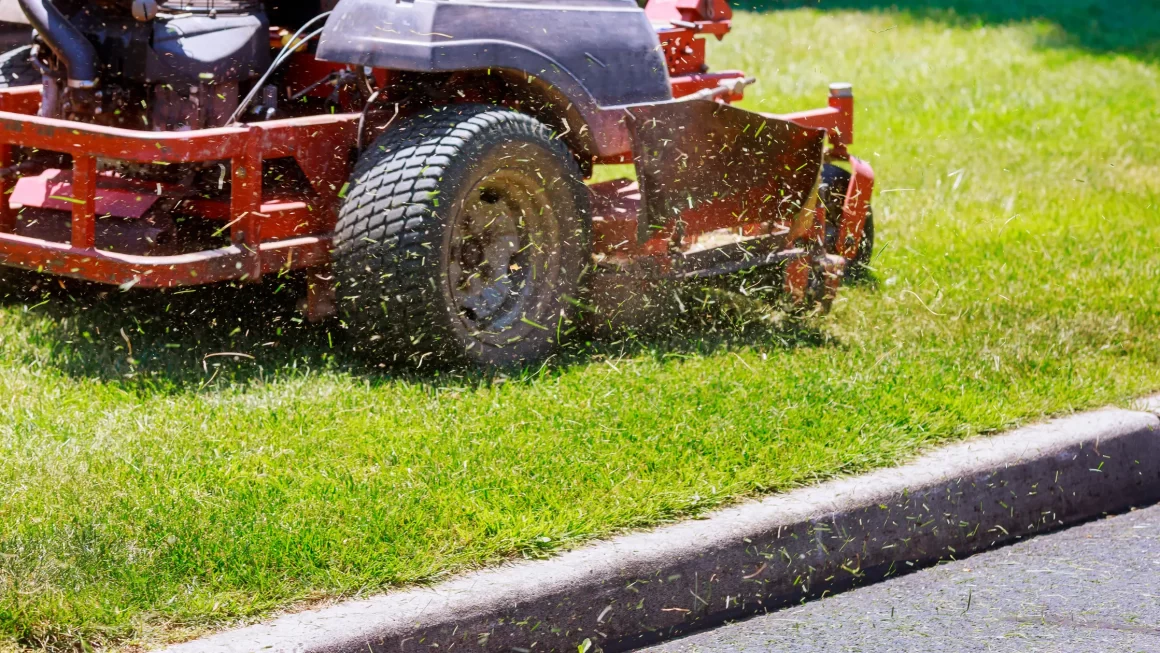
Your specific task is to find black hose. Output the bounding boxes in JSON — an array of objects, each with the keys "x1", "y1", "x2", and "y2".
[{"x1": 18, "y1": 0, "x2": 99, "y2": 88}]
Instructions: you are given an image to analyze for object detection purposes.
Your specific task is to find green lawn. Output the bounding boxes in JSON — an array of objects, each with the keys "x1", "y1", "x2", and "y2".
[{"x1": 3, "y1": 2, "x2": 1160, "y2": 650}]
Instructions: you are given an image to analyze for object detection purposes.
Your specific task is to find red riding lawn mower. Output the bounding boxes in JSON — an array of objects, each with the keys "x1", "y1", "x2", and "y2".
[{"x1": 0, "y1": 0, "x2": 873, "y2": 369}]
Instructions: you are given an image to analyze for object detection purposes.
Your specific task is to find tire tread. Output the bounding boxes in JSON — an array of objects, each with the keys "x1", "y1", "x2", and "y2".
[{"x1": 332, "y1": 104, "x2": 589, "y2": 366}]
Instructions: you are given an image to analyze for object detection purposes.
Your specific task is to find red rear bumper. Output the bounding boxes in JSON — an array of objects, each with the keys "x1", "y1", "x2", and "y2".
[{"x1": 0, "y1": 86, "x2": 356, "y2": 286}]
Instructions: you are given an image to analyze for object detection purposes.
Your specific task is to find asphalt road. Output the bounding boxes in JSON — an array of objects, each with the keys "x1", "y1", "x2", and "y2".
[{"x1": 640, "y1": 503, "x2": 1160, "y2": 653}]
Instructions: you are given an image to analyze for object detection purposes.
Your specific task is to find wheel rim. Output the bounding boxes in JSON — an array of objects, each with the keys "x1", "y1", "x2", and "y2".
[{"x1": 448, "y1": 168, "x2": 558, "y2": 339}]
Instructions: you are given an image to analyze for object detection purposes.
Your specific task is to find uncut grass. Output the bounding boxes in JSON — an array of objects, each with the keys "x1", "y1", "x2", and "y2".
[{"x1": 3, "y1": 4, "x2": 1160, "y2": 650}]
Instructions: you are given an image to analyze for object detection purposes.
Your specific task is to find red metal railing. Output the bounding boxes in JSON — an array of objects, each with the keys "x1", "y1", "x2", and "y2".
[{"x1": 0, "y1": 86, "x2": 357, "y2": 287}]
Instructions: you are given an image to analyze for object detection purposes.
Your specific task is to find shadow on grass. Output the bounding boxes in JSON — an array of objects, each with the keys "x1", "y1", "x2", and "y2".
[
  {"x1": 0, "y1": 269, "x2": 838, "y2": 393},
  {"x1": 753, "y1": 0, "x2": 1160, "y2": 61},
  {"x1": 1, "y1": 271, "x2": 340, "y2": 392}
]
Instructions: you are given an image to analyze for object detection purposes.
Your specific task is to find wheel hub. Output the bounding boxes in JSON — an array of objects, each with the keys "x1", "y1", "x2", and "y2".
[{"x1": 449, "y1": 173, "x2": 543, "y2": 333}]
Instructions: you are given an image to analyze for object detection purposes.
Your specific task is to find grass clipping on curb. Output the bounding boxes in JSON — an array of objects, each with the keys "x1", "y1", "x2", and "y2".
[{"x1": 3, "y1": 2, "x2": 1160, "y2": 650}]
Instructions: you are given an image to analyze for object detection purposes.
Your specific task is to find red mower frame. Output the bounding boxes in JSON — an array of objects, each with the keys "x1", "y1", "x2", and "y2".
[{"x1": 0, "y1": 0, "x2": 873, "y2": 319}]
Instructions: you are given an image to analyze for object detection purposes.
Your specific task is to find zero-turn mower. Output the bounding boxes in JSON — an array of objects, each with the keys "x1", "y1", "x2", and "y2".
[{"x1": 0, "y1": 0, "x2": 873, "y2": 368}]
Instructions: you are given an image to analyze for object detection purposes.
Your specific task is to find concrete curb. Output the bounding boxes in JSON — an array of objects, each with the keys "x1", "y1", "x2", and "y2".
[
  {"x1": 1133, "y1": 393, "x2": 1160, "y2": 416},
  {"x1": 167, "y1": 401, "x2": 1160, "y2": 653}
]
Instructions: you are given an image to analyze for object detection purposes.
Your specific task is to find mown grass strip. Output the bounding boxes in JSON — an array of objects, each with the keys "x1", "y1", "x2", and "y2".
[{"x1": 2, "y1": 3, "x2": 1159, "y2": 650}]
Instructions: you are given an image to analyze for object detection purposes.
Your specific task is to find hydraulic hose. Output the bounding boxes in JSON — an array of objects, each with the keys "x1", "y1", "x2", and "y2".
[
  {"x1": 18, "y1": 0, "x2": 100, "y2": 88},
  {"x1": 227, "y1": 11, "x2": 332, "y2": 125}
]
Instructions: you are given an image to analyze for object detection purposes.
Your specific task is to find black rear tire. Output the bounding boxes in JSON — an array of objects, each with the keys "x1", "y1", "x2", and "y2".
[
  {"x1": 333, "y1": 104, "x2": 591, "y2": 369},
  {"x1": 820, "y1": 163, "x2": 874, "y2": 281}
]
